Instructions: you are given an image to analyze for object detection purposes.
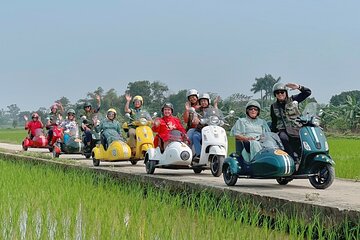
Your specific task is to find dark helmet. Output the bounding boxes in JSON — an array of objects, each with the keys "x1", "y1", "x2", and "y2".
[
  {"x1": 31, "y1": 112, "x2": 39, "y2": 118},
  {"x1": 67, "y1": 109, "x2": 76, "y2": 115},
  {"x1": 161, "y1": 102, "x2": 174, "y2": 113},
  {"x1": 83, "y1": 101, "x2": 92, "y2": 109},
  {"x1": 198, "y1": 93, "x2": 211, "y2": 104},
  {"x1": 272, "y1": 83, "x2": 288, "y2": 96},
  {"x1": 245, "y1": 100, "x2": 261, "y2": 117},
  {"x1": 186, "y1": 89, "x2": 199, "y2": 100}
]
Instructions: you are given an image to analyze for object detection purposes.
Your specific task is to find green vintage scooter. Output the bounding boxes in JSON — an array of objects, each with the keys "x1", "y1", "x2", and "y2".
[{"x1": 222, "y1": 102, "x2": 335, "y2": 189}]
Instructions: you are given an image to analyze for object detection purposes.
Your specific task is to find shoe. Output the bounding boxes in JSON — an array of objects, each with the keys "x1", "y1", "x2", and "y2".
[{"x1": 192, "y1": 155, "x2": 200, "y2": 164}]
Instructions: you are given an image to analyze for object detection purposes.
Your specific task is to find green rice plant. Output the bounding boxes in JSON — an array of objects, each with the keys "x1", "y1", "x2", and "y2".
[
  {"x1": 328, "y1": 138, "x2": 360, "y2": 180},
  {"x1": 0, "y1": 128, "x2": 25, "y2": 144}
]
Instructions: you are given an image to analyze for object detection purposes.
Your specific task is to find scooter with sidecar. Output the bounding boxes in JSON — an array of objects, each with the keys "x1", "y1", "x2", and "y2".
[
  {"x1": 222, "y1": 102, "x2": 335, "y2": 189},
  {"x1": 122, "y1": 110, "x2": 154, "y2": 165},
  {"x1": 145, "y1": 129, "x2": 192, "y2": 174},
  {"x1": 52, "y1": 128, "x2": 85, "y2": 158},
  {"x1": 190, "y1": 108, "x2": 234, "y2": 177},
  {"x1": 22, "y1": 128, "x2": 48, "y2": 151}
]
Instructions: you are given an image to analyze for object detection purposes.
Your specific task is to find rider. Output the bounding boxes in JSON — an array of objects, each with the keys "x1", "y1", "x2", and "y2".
[
  {"x1": 124, "y1": 94, "x2": 145, "y2": 153},
  {"x1": 95, "y1": 108, "x2": 122, "y2": 150},
  {"x1": 190, "y1": 93, "x2": 219, "y2": 162},
  {"x1": 230, "y1": 100, "x2": 271, "y2": 161},
  {"x1": 183, "y1": 89, "x2": 201, "y2": 144},
  {"x1": 60, "y1": 109, "x2": 80, "y2": 143},
  {"x1": 152, "y1": 103, "x2": 187, "y2": 150},
  {"x1": 270, "y1": 82, "x2": 311, "y2": 162},
  {"x1": 46, "y1": 103, "x2": 64, "y2": 145},
  {"x1": 80, "y1": 95, "x2": 101, "y2": 152},
  {"x1": 24, "y1": 112, "x2": 44, "y2": 139}
]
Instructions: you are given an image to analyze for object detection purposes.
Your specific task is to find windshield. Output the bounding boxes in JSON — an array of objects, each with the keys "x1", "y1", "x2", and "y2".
[
  {"x1": 203, "y1": 108, "x2": 224, "y2": 119},
  {"x1": 302, "y1": 102, "x2": 320, "y2": 117},
  {"x1": 133, "y1": 110, "x2": 152, "y2": 120},
  {"x1": 260, "y1": 132, "x2": 284, "y2": 149},
  {"x1": 34, "y1": 128, "x2": 45, "y2": 136},
  {"x1": 168, "y1": 130, "x2": 186, "y2": 142}
]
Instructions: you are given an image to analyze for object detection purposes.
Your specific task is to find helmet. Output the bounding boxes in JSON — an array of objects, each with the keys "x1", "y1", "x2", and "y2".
[
  {"x1": 50, "y1": 104, "x2": 58, "y2": 110},
  {"x1": 186, "y1": 89, "x2": 199, "y2": 100},
  {"x1": 83, "y1": 101, "x2": 92, "y2": 109},
  {"x1": 133, "y1": 96, "x2": 143, "y2": 105},
  {"x1": 246, "y1": 100, "x2": 261, "y2": 117},
  {"x1": 161, "y1": 102, "x2": 174, "y2": 113},
  {"x1": 107, "y1": 108, "x2": 117, "y2": 117},
  {"x1": 198, "y1": 93, "x2": 211, "y2": 104},
  {"x1": 31, "y1": 112, "x2": 39, "y2": 118},
  {"x1": 67, "y1": 109, "x2": 76, "y2": 115},
  {"x1": 272, "y1": 83, "x2": 288, "y2": 96}
]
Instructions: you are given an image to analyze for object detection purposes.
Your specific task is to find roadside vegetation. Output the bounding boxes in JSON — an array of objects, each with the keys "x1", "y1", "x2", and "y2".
[{"x1": 1, "y1": 159, "x2": 358, "y2": 239}]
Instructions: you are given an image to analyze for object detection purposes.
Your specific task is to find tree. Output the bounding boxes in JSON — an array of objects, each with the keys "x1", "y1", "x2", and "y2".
[
  {"x1": 330, "y1": 90, "x2": 360, "y2": 106},
  {"x1": 251, "y1": 74, "x2": 281, "y2": 107},
  {"x1": 7, "y1": 104, "x2": 20, "y2": 123}
]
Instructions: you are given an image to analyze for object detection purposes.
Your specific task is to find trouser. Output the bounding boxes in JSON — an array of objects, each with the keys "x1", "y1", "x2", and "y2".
[
  {"x1": 192, "y1": 130, "x2": 202, "y2": 156},
  {"x1": 187, "y1": 128, "x2": 196, "y2": 145},
  {"x1": 278, "y1": 130, "x2": 300, "y2": 161},
  {"x1": 128, "y1": 128, "x2": 136, "y2": 149},
  {"x1": 47, "y1": 129, "x2": 53, "y2": 144},
  {"x1": 84, "y1": 130, "x2": 92, "y2": 145}
]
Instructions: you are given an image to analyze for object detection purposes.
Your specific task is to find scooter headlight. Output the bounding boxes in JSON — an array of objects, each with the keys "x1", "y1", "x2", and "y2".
[
  {"x1": 180, "y1": 151, "x2": 191, "y2": 160},
  {"x1": 302, "y1": 141, "x2": 311, "y2": 151},
  {"x1": 139, "y1": 118, "x2": 147, "y2": 125},
  {"x1": 209, "y1": 116, "x2": 220, "y2": 125},
  {"x1": 311, "y1": 117, "x2": 321, "y2": 127}
]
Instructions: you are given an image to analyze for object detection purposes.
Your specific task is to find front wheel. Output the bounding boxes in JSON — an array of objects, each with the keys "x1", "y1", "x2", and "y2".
[
  {"x1": 210, "y1": 155, "x2": 225, "y2": 177},
  {"x1": 309, "y1": 164, "x2": 335, "y2": 189},
  {"x1": 223, "y1": 163, "x2": 238, "y2": 186},
  {"x1": 52, "y1": 146, "x2": 60, "y2": 158},
  {"x1": 193, "y1": 167, "x2": 202, "y2": 174},
  {"x1": 276, "y1": 178, "x2": 292, "y2": 185},
  {"x1": 22, "y1": 142, "x2": 28, "y2": 151},
  {"x1": 146, "y1": 160, "x2": 156, "y2": 174}
]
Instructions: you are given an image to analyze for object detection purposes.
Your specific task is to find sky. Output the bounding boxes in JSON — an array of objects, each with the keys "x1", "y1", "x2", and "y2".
[{"x1": 1, "y1": 0, "x2": 359, "y2": 112}]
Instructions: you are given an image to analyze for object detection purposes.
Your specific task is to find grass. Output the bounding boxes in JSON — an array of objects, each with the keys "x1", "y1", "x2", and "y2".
[
  {"x1": 0, "y1": 128, "x2": 26, "y2": 144},
  {"x1": 2, "y1": 159, "x2": 357, "y2": 239}
]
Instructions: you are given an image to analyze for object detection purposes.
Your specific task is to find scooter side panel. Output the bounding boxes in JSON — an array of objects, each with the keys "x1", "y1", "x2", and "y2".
[
  {"x1": 164, "y1": 142, "x2": 192, "y2": 166},
  {"x1": 250, "y1": 149, "x2": 295, "y2": 177},
  {"x1": 103, "y1": 141, "x2": 132, "y2": 161}
]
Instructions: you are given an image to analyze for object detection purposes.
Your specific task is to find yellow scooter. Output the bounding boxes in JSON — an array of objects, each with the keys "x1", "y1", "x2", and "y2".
[{"x1": 122, "y1": 110, "x2": 154, "y2": 165}]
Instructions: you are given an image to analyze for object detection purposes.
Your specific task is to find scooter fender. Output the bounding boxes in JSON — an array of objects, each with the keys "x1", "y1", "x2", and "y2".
[
  {"x1": 92, "y1": 146, "x2": 101, "y2": 160},
  {"x1": 23, "y1": 138, "x2": 31, "y2": 147},
  {"x1": 223, "y1": 156, "x2": 241, "y2": 174},
  {"x1": 208, "y1": 145, "x2": 227, "y2": 156},
  {"x1": 311, "y1": 154, "x2": 335, "y2": 166}
]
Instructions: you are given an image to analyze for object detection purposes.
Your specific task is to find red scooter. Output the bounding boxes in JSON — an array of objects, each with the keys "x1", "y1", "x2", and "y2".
[{"x1": 22, "y1": 128, "x2": 48, "y2": 151}]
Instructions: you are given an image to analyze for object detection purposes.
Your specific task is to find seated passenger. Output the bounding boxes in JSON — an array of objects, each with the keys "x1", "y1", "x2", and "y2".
[
  {"x1": 152, "y1": 103, "x2": 187, "y2": 151},
  {"x1": 230, "y1": 100, "x2": 270, "y2": 161},
  {"x1": 24, "y1": 112, "x2": 44, "y2": 139},
  {"x1": 60, "y1": 109, "x2": 80, "y2": 143},
  {"x1": 95, "y1": 108, "x2": 122, "y2": 150}
]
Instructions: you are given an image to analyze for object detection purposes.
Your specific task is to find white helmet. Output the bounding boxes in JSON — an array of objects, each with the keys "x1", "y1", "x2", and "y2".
[
  {"x1": 186, "y1": 89, "x2": 199, "y2": 100},
  {"x1": 199, "y1": 93, "x2": 211, "y2": 104}
]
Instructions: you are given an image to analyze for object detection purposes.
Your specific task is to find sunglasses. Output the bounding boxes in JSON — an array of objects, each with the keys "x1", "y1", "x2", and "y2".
[
  {"x1": 247, "y1": 107, "x2": 259, "y2": 111},
  {"x1": 275, "y1": 91, "x2": 286, "y2": 95}
]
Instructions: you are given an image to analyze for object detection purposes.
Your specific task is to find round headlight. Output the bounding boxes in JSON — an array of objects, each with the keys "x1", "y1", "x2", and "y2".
[
  {"x1": 139, "y1": 118, "x2": 147, "y2": 125},
  {"x1": 180, "y1": 151, "x2": 191, "y2": 160},
  {"x1": 209, "y1": 116, "x2": 220, "y2": 125}
]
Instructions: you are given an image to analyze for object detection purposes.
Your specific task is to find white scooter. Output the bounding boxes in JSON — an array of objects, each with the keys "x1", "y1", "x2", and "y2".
[
  {"x1": 145, "y1": 130, "x2": 193, "y2": 174},
  {"x1": 191, "y1": 108, "x2": 234, "y2": 177}
]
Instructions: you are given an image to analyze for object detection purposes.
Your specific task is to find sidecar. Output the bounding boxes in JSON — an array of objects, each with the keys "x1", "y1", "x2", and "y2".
[
  {"x1": 22, "y1": 128, "x2": 48, "y2": 151},
  {"x1": 91, "y1": 139, "x2": 132, "y2": 166},
  {"x1": 222, "y1": 133, "x2": 295, "y2": 186},
  {"x1": 52, "y1": 134, "x2": 85, "y2": 158},
  {"x1": 144, "y1": 130, "x2": 193, "y2": 174}
]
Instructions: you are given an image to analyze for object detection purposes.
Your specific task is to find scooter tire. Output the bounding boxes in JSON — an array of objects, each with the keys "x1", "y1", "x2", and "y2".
[
  {"x1": 93, "y1": 157, "x2": 100, "y2": 167},
  {"x1": 223, "y1": 163, "x2": 238, "y2": 186},
  {"x1": 130, "y1": 160, "x2": 138, "y2": 165},
  {"x1": 309, "y1": 164, "x2": 335, "y2": 189},
  {"x1": 276, "y1": 178, "x2": 292, "y2": 185},
  {"x1": 193, "y1": 167, "x2": 202, "y2": 174},
  {"x1": 146, "y1": 160, "x2": 156, "y2": 174},
  {"x1": 22, "y1": 142, "x2": 28, "y2": 151},
  {"x1": 210, "y1": 155, "x2": 224, "y2": 177}
]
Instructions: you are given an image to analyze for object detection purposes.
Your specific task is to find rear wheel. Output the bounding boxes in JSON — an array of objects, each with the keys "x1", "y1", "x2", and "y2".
[
  {"x1": 210, "y1": 155, "x2": 224, "y2": 177},
  {"x1": 309, "y1": 164, "x2": 335, "y2": 189},
  {"x1": 93, "y1": 157, "x2": 100, "y2": 166},
  {"x1": 130, "y1": 160, "x2": 138, "y2": 165},
  {"x1": 52, "y1": 149, "x2": 60, "y2": 158},
  {"x1": 146, "y1": 160, "x2": 156, "y2": 174},
  {"x1": 193, "y1": 167, "x2": 202, "y2": 174},
  {"x1": 223, "y1": 163, "x2": 238, "y2": 186}
]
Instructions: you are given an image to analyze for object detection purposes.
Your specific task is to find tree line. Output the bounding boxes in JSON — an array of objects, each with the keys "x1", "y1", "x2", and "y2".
[{"x1": 1, "y1": 75, "x2": 360, "y2": 134}]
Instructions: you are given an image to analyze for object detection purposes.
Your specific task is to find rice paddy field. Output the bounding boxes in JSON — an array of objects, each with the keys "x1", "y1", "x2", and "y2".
[{"x1": 1, "y1": 159, "x2": 358, "y2": 240}]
